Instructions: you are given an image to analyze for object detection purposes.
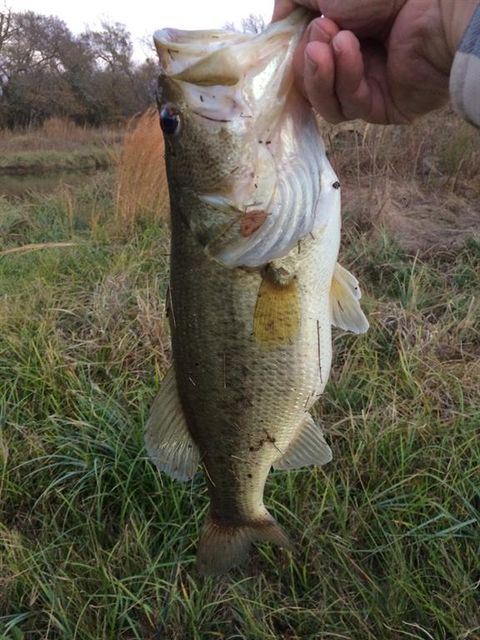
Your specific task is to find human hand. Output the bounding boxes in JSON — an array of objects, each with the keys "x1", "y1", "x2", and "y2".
[{"x1": 273, "y1": 0, "x2": 478, "y2": 124}]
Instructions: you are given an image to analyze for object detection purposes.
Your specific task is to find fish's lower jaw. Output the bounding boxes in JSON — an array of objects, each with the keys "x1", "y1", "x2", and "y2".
[{"x1": 196, "y1": 511, "x2": 292, "y2": 576}]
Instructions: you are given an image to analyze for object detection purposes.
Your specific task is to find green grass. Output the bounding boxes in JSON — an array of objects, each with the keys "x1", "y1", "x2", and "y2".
[{"x1": 0, "y1": 172, "x2": 479, "y2": 639}]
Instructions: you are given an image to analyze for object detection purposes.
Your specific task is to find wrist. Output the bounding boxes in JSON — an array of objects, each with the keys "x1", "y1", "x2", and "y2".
[{"x1": 439, "y1": 0, "x2": 479, "y2": 55}]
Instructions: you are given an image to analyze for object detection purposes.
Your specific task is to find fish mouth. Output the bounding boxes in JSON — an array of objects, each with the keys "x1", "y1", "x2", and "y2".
[
  {"x1": 154, "y1": 9, "x2": 312, "y2": 180},
  {"x1": 154, "y1": 28, "x2": 251, "y2": 85},
  {"x1": 154, "y1": 9, "x2": 309, "y2": 90}
]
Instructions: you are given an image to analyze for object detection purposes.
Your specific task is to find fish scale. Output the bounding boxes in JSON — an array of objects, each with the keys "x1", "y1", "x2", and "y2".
[{"x1": 170, "y1": 212, "x2": 332, "y2": 517}]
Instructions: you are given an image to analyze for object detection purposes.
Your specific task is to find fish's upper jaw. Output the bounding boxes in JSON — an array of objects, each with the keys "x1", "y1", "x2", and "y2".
[
  {"x1": 155, "y1": 9, "x2": 311, "y2": 151},
  {"x1": 154, "y1": 9, "x2": 309, "y2": 95},
  {"x1": 154, "y1": 28, "x2": 251, "y2": 80}
]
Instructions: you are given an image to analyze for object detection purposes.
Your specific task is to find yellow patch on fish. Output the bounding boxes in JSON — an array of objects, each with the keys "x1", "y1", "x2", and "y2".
[{"x1": 253, "y1": 276, "x2": 300, "y2": 345}]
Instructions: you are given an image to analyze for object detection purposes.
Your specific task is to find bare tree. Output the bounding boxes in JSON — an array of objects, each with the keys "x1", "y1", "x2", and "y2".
[
  {"x1": 240, "y1": 14, "x2": 266, "y2": 34},
  {"x1": 224, "y1": 13, "x2": 266, "y2": 34},
  {"x1": 82, "y1": 21, "x2": 133, "y2": 76},
  {"x1": 0, "y1": 10, "x2": 161, "y2": 127},
  {"x1": 0, "y1": 8, "x2": 18, "y2": 95}
]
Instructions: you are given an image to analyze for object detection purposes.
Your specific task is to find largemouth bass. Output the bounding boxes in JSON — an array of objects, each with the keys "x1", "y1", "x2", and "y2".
[{"x1": 145, "y1": 9, "x2": 369, "y2": 576}]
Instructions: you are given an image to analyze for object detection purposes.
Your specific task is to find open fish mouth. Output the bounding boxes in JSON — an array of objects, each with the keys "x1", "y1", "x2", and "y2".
[
  {"x1": 154, "y1": 10, "x2": 307, "y2": 87},
  {"x1": 154, "y1": 28, "x2": 252, "y2": 85},
  {"x1": 154, "y1": 9, "x2": 309, "y2": 130}
]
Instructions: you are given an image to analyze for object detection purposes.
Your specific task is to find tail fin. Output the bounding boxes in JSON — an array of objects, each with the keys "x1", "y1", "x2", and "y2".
[{"x1": 196, "y1": 511, "x2": 292, "y2": 576}]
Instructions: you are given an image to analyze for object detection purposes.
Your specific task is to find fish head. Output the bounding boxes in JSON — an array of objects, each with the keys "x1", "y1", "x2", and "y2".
[
  {"x1": 155, "y1": 10, "x2": 340, "y2": 267},
  {"x1": 155, "y1": 11, "x2": 307, "y2": 194}
]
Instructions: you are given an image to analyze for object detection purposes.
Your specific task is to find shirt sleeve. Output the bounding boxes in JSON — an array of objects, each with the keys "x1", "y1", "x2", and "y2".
[{"x1": 450, "y1": 5, "x2": 480, "y2": 127}]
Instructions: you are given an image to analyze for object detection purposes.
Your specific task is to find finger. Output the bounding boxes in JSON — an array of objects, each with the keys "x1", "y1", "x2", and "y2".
[
  {"x1": 272, "y1": 0, "x2": 297, "y2": 21},
  {"x1": 308, "y1": 15, "x2": 340, "y2": 41},
  {"x1": 293, "y1": 17, "x2": 340, "y2": 91},
  {"x1": 272, "y1": 0, "x2": 321, "y2": 21},
  {"x1": 332, "y1": 32, "x2": 411, "y2": 124},
  {"x1": 331, "y1": 30, "x2": 373, "y2": 120},
  {"x1": 303, "y1": 40, "x2": 345, "y2": 123},
  {"x1": 358, "y1": 40, "x2": 412, "y2": 124}
]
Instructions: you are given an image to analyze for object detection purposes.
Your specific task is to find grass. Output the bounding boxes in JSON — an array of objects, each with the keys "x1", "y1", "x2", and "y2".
[
  {"x1": 0, "y1": 118, "x2": 122, "y2": 154},
  {"x1": 114, "y1": 108, "x2": 169, "y2": 231},
  {"x1": 0, "y1": 109, "x2": 479, "y2": 640},
  {"x1": 0, "y1": 118, "x2": 122, "y2": 176},
  {"x1": 0, "y1": 149, "x2": 113, "y2": 175}
]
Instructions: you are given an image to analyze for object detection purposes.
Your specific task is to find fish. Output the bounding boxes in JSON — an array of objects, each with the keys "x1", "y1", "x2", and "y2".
[{"x1": 145, "y1": 9, "x2": 369, "y2": 576}]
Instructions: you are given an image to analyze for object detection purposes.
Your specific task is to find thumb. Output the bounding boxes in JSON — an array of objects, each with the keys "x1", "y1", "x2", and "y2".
[
  {"x1": 272, "y1": 0, "x2": 321, "y2": 21},
  {"x1": 272, "y1": 0, "x2": 297, "y2": 21}
]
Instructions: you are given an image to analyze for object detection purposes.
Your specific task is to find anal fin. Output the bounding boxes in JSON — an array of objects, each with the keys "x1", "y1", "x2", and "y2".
[
  {"x1": 273, "y1": 413, "x2": 332, "y2": 470},
  {"x1": 144, "y1": 366, "x2": 200, "y2": 482}
]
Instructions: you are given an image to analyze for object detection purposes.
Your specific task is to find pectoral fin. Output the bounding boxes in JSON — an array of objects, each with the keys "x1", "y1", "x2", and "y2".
[
  {"x1": 330, "y1": 263, "x2": 369, "y2": 334},
  {"x1": 144, "y1": 366, "x2": 200, "y2": 482},
  {"x1": 273, "y1": 413, "x2": 332, "y2": 470}
]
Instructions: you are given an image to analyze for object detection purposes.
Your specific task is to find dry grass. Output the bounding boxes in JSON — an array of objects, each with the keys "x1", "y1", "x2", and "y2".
[
  {"x1": 0, "y1": 117, "x2": 122, "y2": 154},
  {"x1": 0, "y1": 117, "x2": 121, "y2": 176},
  {"x1": 113, "y1": 107, "x2": 169, "y2": 232},
  {"x1": 319, "y1": 107, "x2": 480, "y2": 254},
  {"x1": 0, "y1": 241, "x2": 80, "y2": 257},
  {"x1": 0, "y1": 106, "x2": 479, "y2": 640}
]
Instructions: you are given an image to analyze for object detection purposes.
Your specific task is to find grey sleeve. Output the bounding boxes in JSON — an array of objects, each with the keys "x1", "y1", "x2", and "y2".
[{"x1": 450, "y1": 5, "x2": 480, "y2": 127}]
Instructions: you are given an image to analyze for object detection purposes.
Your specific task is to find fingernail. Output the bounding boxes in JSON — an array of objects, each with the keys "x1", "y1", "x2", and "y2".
[{"x1": 332, "y1": 34, "x2": 342, "y2": 54}]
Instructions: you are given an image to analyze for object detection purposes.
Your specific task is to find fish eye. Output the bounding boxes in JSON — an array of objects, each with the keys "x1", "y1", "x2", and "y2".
[{"x1": 160, "y1": 105, "x2": 181, "y2": 136}]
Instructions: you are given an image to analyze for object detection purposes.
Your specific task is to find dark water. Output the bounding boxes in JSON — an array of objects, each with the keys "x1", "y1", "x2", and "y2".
[{"x1": 0, "y1": 169, "x2": 105, "y2": 199}]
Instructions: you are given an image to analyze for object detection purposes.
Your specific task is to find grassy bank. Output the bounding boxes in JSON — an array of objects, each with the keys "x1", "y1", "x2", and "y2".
[
  {"x1": 0, "y1": 148, "x2": 113, "y2": 175},
  {"x1": 0, "y1": 109, "x2": 479, "y2": 639},
  {"x1": 0, "y1": 118, "x2": 122, "y2": 175}
]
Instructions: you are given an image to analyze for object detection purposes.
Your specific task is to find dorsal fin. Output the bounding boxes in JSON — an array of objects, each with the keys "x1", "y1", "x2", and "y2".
[
  {"x1": 144, "y1": 366, "x2": 200, "y2": 482},
  {"x1": 330, "y1": 263, "x2": 369, "y2": 334}
]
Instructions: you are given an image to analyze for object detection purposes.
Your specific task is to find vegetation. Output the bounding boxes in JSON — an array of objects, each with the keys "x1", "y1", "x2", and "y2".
[
  {"x1": 0, "y1": 109, "x2": 479, "y2": 639},
  {"x1": 114, "y1": 107, "x2": 169, "y2": 229},
  {"x1": 0, "y1": 118, "x2": 122, "y2": 176},
  {"x1": 0, "y1": 8, "x2": 157, "y2": 128}
]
